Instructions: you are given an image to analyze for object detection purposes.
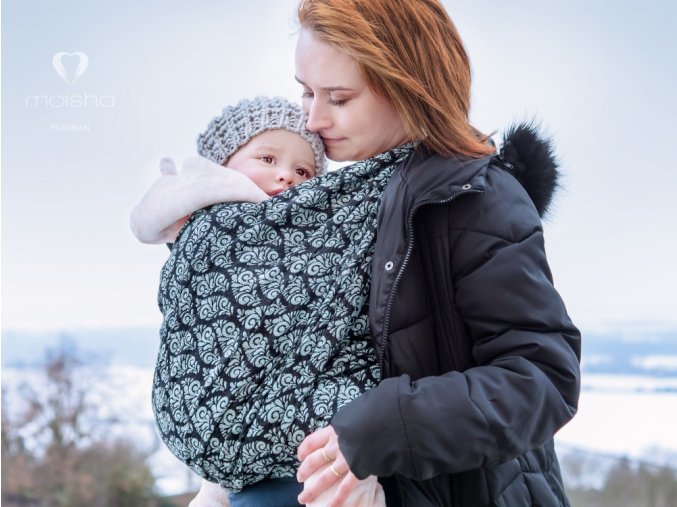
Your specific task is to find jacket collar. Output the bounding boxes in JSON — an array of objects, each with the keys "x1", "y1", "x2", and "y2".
[{"x1": 395, "y1": 147, "x2": 492, "y2": 204}]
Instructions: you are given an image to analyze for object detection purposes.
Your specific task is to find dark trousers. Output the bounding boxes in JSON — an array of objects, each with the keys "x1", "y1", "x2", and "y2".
[{"x1": 228, "y1": 477, "x2": 303, "y2": 507}]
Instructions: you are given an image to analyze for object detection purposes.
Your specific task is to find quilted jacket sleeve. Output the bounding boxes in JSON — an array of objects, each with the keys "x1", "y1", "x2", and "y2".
[{"x1": 331, "y1": 166, "x2": 581, "y2": 480}]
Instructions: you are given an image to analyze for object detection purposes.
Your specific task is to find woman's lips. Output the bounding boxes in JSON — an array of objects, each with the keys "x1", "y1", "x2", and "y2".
[{"x1": 321, "y1": 136, "x2": 345, "y2": 145}]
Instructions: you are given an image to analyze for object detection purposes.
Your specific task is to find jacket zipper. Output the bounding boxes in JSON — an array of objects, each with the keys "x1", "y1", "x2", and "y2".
[{"x1": 378, "y1": 188, "x2": 483, "y2": 373}]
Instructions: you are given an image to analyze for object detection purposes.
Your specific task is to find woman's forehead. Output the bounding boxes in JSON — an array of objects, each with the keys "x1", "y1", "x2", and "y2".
[{"x1": 295, "y1": 29, "x2": 362, "y2": 88}]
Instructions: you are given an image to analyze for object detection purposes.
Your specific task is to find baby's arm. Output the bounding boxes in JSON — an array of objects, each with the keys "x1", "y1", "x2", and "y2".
[{"x1": 130, "y1": 156, "x2": 268, "y2": 244}]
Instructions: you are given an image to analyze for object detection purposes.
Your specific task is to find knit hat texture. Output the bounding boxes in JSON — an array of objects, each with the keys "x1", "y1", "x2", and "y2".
[{"x1": 197, "y1": 96, "x2": 327, "y2": 174}]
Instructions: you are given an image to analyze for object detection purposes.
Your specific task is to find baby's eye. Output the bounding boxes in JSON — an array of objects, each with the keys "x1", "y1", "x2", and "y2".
[
  {"x1": 296, "y1": 167, "x2": 311, "y2": 178},
  {"x1": 260, "y1": 155, "x2": 275, "y2": 164}
]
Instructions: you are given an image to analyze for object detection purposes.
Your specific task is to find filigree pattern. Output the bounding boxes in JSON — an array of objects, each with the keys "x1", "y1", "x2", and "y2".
[{"x1": 152, "y1": 146, "x2": 412, "y2": 491}]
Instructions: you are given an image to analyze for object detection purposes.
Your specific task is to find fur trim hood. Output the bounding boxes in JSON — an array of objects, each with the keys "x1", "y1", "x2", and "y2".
[{"x1": 498, "y1": 122, "x2": 560, "y2": 218}]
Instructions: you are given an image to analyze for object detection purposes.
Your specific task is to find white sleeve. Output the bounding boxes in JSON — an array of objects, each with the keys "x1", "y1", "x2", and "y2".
[{"x1": 130, "y1": 156, "x2": 268, "y2": 244}]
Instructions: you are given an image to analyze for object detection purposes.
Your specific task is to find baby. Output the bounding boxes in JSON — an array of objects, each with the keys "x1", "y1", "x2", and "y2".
[
  {"x1": 131, "y1": 97, "x2": 385, "y2": 506},
  {"x1": 130, "y1": 96, "x2": 326, "y2": 246}
]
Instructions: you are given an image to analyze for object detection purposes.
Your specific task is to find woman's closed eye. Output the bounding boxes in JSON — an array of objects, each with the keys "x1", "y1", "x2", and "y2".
[
  {"x1": 328, "y1": 96, "x2": 348, "y2": 107},
  {"x1": 301, "y1": 90, "x2": 347, "y2": 107}
]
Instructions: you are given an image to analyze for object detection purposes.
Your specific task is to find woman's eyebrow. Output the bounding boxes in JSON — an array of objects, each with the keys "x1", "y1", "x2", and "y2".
[{"x1": 295, "y1": 76, "x2": 354, "y2": 92}]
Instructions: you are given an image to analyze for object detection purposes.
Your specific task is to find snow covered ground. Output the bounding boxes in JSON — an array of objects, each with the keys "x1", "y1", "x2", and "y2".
[
  {"x1": 557, "y1": 387, "x2": 677, "y2": 457},
  {"x1": 3, "y1": 366, "x2": 677, "y2": 495}
]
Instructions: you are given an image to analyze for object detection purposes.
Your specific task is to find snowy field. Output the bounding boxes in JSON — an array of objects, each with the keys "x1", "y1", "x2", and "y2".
[
  {"x1": 3, "y1": 366, "x2": 677, "y2": 495},
  {"x1": 556, "y1": 374, "x2": 677, "y2": 458}
]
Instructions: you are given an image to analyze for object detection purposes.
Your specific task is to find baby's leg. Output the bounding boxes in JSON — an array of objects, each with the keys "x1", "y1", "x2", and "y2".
[{"x1": 188, "y1": 479, "x2": 230, "y2": 507}]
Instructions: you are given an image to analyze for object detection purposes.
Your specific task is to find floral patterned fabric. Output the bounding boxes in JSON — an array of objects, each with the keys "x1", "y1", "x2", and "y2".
[{"x1": 152, "y1": 145, "x2": 412, "y2": 491}]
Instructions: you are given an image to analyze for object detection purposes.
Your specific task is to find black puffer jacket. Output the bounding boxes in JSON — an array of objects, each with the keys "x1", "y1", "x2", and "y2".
[{"x1": 331, "y1": 125, "x2": 581, "y2": 506}]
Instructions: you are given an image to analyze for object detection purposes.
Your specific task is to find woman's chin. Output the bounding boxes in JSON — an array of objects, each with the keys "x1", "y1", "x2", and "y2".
[
  {"x1": 324, "y1": 146, "x2": 351, "y2": 162},
  {"x1": 325, "y1": 143, "x2": 369, "y2": 163}
]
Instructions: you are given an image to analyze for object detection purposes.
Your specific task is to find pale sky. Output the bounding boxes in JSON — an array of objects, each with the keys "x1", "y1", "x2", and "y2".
[{"x1": 2, "y1": 0, "x2": 676, "y2": 333}]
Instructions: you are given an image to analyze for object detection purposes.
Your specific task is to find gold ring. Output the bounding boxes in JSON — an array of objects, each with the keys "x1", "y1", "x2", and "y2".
[
  {"x1": 329, "y1": 464, "x2": 343, "y2": 478},
  {"x1": 321, "y1": 447, "x2": 333, "y2": 464}
]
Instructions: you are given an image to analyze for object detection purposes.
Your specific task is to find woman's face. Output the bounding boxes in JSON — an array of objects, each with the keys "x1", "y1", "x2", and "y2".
[{"x1": 295, "y1": 29, "x2": 409, "y2": 162}]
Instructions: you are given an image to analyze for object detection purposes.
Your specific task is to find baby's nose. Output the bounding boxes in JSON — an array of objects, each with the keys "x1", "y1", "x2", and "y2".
[{"x1": 276, "y1": 168, "x2": 294, "y2": 185}]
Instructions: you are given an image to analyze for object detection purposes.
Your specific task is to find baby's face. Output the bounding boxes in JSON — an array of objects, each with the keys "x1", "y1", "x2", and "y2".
[{"x1": 226, "y1": 129, "x2": 316, "y2": 197}]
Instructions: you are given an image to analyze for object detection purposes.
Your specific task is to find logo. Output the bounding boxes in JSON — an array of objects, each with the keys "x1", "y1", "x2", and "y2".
[
  {"x1": 25, "y1": 50, "x2": 114, "y2": 132},
  {"x1": 52, "y1": 52, "x2": 89, "y2": 84}
]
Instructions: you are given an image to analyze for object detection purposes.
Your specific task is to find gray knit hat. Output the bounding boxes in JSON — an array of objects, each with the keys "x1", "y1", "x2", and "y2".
[{"x1": 197, "y1": 96, "x2": 327, "y2": 174}]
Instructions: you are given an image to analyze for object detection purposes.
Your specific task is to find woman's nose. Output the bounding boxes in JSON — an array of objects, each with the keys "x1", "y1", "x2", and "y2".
[{"x1": 305, "y1": 99, "x2": 330, "y2": 132}]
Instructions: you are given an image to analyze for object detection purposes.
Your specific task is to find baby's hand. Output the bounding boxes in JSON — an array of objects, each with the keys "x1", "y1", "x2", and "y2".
[
  {"x1": 129, "y1": 156, "x2": 191, "y2": 244},
  {"x1": 159, "y1": 157, "x2": 178, "y2": 175},
  {"x1": 177, "y1": 157, "x2": 268, "y2": 207},
  {"x1": 130, "y1": 156, "x2": 267, "y2": 244}
]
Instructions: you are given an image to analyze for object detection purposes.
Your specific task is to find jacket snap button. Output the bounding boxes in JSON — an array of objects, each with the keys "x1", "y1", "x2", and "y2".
[
  {"x1": 384, "y1": 261, "x2": 394, "y2": 271},
  {"x1": 462, "y1": 183, "x2": 472, "y2": 190}
]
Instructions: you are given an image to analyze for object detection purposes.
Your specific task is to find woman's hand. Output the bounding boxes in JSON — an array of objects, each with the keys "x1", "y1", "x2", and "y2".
[{"x1": 296, "y1": 425, "x2": 362, "y2": 507}]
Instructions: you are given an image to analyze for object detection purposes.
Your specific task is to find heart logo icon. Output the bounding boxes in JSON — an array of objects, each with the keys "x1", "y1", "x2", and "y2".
[{"x1": 52, "y1": 52, "x2": 89, "y2": 84}]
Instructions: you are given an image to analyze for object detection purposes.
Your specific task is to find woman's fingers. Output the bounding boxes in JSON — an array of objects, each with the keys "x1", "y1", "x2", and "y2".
[
  {"x1": 297, "y1": 424, "x2": 362, "y2": 504},
  {"x1": 297, "y1": 452, "x2": 351, "y2": 504},
  {"x1": 297, "y1": 425, "x2": 334, "y2": 461},
  {"x1": 296, "y1": 438, "x2": 340, "y2": 482},
  {"x1": 328, "y1": 473, "x2": 360, "y2": 507}
]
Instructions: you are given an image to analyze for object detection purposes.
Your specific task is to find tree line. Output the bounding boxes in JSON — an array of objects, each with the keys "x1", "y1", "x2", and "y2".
[
  {"x1": 1, "y1": 339, "x2": 177, "y2": 507},
  {"x1": 3, "y1": 339, "x2": 676, "y2": 506}
]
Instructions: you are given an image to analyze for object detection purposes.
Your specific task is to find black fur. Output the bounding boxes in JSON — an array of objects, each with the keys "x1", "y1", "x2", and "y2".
[{"x1": 498, "y1": 122, "x2": 559, "y2": 218}]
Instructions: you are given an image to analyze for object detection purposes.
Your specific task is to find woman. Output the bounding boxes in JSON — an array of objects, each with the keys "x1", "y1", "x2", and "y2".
[
  {"x1": 160, "y1": 0, "x2": 579, "y2": 505},
  {"x1": 292, "y1": 0, "x2": 580, "y2": 506}
]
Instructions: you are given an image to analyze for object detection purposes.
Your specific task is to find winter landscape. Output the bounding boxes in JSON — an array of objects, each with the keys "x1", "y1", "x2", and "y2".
[{"x1": 3, "y1": 324, "x2": 677, "y2": 501}]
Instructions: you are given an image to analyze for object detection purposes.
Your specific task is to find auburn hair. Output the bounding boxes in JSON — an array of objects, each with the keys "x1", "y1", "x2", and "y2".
[{"x1": 297, "y1": 0, "x2": 495, "y2": 158}]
